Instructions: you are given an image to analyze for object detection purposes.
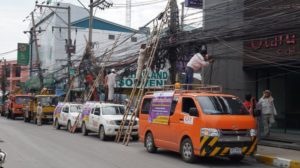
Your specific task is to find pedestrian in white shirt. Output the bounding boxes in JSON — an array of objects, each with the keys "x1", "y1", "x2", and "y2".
[
  {"x1": 256, "y1": 90, "x2": 277, "y2": 137},
  {"x1": 185, "y1": 44, "x2": 213, "y2": 90},
  {"x1": 106, "y1": 69, "x2": 117, "y2": 102}
]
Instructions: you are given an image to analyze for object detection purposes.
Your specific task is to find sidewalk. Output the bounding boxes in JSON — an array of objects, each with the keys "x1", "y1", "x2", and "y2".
[
  {"x1": 259, "y1": 131, "x2": 300, "y2": 150},
  {"x1": 256, "y1": 145, "x2": 300, "y2": 168}
]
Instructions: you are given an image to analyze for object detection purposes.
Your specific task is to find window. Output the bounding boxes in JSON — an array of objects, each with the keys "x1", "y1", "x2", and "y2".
[
  {"x1": 182, "y1": 97, "x2": 196, "y2": 113},
  {"x1": 197, "y1": 96, "x2": 249, "y2": 115},
  {"x1": 141, "y1": 98, "x2": 152, "y2": 114},
  {"x1": 15, "y1": 66, "x2": 21, "y2": 77},
  {"x1": 170, "y1": 97, "x2": 178, "y2": 116},
  {"x1": 6, "y1": 67, "x2": 10, "y2": 77},
  {"x1": 108, "y1": 35, "x2": 115, "y2": 40},
  {"x1": 131, "y1": 37, "x2": 137, "y2": 42},
  {"x1": 102, "y1": 106, "x2": 124, "y2": 115},
  {"x1": 94, "y1": 107, "x2": 101, "y2": 116},
  {"x1": 70, "y1": 105, "x2": 82, "y2": 113},
  {"x1": 62, "y1": 106, "x2": 69, "y2": 113}
]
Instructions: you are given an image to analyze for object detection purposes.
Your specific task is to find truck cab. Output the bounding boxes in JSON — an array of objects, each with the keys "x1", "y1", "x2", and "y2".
[
  {"x1": 7, "y1": 94, "x2": 32, "y2": 120},
  {"x1": 139, "y1": 85, "x2": 257, "y2": 163},
  {"x1": 80, "y1": 102, "x2": 139, "y2": 141},
  {"x1": 53, "y1": 102, "x2": 82, "y2": 132}
]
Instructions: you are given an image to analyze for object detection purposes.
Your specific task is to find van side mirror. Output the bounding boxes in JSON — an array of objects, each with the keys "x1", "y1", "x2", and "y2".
[
  {"x1": 189, "y1": 107, "x2": 198, "y2": 117},
  {"x1": 253, "y1": 109, "x2": 261, "y2": 117}
]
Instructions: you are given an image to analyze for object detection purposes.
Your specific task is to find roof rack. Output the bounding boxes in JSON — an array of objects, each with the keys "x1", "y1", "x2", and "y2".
[{"x1": 145, "y1": 84, "x2": 223, "y2": 95}]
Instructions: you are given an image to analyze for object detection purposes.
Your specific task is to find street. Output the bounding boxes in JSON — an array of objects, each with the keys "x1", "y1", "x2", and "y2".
[{"x1": 0, "y1": 117, "x2": 271, "y2": 168}]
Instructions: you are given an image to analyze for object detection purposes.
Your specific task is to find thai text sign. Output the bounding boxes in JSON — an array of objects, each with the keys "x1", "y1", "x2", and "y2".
[
  {"x1": 148, "y1": 91, "x2": 174, "y2": 125},
  {"x1": 117, "y1": 70, "x2": 168, "y2": 88},
  {"x1": 17, "y1": 43, "x2": 30, "y2": 65}
]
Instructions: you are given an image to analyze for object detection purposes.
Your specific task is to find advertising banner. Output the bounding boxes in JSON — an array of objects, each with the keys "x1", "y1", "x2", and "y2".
[
  {"x1": 148, "y1": 91, "x2": 175, "y2": 125},
  {"x1": 54, "y1": 103, "x2": 64, "y2": 118},
  {"x1": 17, "y1": 43, "x2": 30, "y2": 65},
  {"x1": 81, "y1": 102, "x2": 94, "y2": 121}
]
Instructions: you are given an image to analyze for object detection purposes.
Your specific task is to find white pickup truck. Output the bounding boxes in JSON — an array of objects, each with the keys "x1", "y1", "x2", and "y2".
[
  {"x1": 53, "y1": 102, "x2": 82, "y2": 132},
  {"x1": 80, "y1": 102, "x2": 139, "y2": 141}
]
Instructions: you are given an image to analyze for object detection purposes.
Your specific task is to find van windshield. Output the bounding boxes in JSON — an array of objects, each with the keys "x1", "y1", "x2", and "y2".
[
  {"x1": 15, "y1": 97, "x2": 31, "y2": 104},
  {"x1": 102, "y1": 106, "x2": 125, "y2": 115},
  {"x1": 196, "y1": 96, "x2": 249, "y2": 115}
]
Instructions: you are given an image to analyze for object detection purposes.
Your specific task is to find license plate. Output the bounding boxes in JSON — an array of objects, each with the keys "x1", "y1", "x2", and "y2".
[{"x1": 230, "y1": 148, "x2": 242, "y2": 155}]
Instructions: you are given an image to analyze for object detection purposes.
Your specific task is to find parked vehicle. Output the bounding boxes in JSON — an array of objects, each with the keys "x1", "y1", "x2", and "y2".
[
  {"x1": 80, "y1": 102, "x2": 139, "y2": 141},
  {"x1": 24, "y1": 95, "x2": 58, "y2": 123},
  {"x1": 53, "y1": 102, "x2": 83, "y2": 132},
  {"x1": 139, "y1": 85, "x2": 257, "y2": 163},
  {"x1": 6, "y1": 94, "x2": 32, "y2": 119}
]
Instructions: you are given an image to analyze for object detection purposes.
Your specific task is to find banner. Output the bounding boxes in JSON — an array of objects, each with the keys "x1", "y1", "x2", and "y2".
[
  {"x1": 148, "y1": 91, "x2": 175, "y2": 125},
  {"x1": 185, "y1": 0, "x2": 203, "y2": 9},
  {"x1": 17, "y1": 43, "x2": 30, "y2": 66}
]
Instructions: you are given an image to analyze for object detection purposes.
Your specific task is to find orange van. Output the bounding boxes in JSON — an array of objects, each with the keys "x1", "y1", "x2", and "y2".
[{"x1": 138, "y1": 85, "x2": 257, "y2": 163}]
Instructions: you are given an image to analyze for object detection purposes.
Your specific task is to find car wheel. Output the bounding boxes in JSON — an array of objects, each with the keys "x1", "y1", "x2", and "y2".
[
  {"x1": 99, "y1": 126, "x2": 107, "y2": 141},
  {"x1": 67, "y1": 121, "x2": 72, "y2": 133},
  {"x1": 82, "y1": 122, "x2": 88, "y2": 136},
  {"x1": 181, "y1": 138, "x2": 196, "y2": 163},
  {"x1": 145, "y1": 132, "x2": 157, "y2": 153},
  {"x1": 229, "y1": 155, "x2": 244, "y2": 162},
  {"x1": 54, "y1": 119, "x2": 60, "y2": 130}
]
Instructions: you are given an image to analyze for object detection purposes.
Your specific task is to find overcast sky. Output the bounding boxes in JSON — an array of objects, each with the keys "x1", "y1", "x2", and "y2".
[{"x1": 0, "y1": 0, "x2": 201, "y2": 60}]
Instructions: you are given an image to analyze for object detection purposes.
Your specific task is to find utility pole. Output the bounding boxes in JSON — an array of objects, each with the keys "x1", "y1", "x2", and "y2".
[
  {"x1": 31, "y1": 12, "x2": 44, "y2": 90},
  {"x1": 88, "y1": 0, "x2": 113, "y2": 46},
  {"x1": 36, "y1": 3, "x2": 73, "y2": 101},
  {"x1": 181, "y1": 2, "x2": 184, "y2": 31}
]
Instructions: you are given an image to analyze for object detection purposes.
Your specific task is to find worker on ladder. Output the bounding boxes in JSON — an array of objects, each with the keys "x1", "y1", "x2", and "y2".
[
  {"x1": 185, "y1": 44, "x2": 214, "y2": 90},
  {"x1": 105, "y1": 69, "x2": 117, "y2": 102}
]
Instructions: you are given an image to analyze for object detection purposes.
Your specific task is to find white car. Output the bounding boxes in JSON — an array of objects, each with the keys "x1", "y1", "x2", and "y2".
[
  {"x1": 53, "y1": 102, "x2": 82, "y2": 132},
  {"x1": 80, "y1": 102, "x2": 139, "y2": 141}
]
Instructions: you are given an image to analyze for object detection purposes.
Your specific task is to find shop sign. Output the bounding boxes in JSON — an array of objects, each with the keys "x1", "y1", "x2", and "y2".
[{"x1": 117, "y1": 70, "x2": 169, "y2": 88}]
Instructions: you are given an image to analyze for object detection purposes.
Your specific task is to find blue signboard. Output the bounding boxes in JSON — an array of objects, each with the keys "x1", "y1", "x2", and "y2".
[{"x1": 185, "y1": 0, "x2": 203, "y2": 9}]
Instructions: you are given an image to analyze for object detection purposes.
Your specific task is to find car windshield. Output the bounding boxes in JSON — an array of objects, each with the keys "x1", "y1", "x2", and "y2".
[
  {"x1": 15, "y1": 97, "x2": 31, "y2": 104},
  {"x1": 38, "y1": 96, "x2": 58, "y2": 106},
  {"x1": 70, "y1": 105, "x2": 82, "y2": 113},
  {"x1": 196, "y1": 96, "x2": 249, "y2": 115},
  {"x1": 102, "y1": 106, "x2": 125, "y2": 115}
]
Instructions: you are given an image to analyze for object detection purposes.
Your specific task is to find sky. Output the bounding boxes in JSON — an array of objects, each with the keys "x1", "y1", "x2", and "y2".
[{"x1": 0, "y1": 0, "x2": 201, "y2": 61}]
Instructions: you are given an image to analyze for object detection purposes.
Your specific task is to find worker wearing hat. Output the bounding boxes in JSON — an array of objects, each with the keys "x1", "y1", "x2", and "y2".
[{"x1": 106, "y1": 69, "x2": 117, "y2": 102}]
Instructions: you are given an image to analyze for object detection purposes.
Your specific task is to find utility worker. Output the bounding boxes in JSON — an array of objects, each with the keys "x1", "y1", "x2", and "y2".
[
  {"x1": 106, "y1": 69, "x2": 117, "y2": 102},
  {"x1": 37, "y1": 102, "x2": 43, "y2": 126},
  {"x1": 185, "y1": 44, "x2": 213, "y2": 90}
]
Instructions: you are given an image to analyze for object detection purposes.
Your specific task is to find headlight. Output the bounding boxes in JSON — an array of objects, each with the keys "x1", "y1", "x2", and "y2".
[
  {"x1": 201, "y1": 128, "x2": 220, "y2": 137},
  {"x1": 106, "y1": 120, "x2": 116, "y2": 125},
  {"x1": 249, "y1": 129, "x2": 257, "y2": 136}
]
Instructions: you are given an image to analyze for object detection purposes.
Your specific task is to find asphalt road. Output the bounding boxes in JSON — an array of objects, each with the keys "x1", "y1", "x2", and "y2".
[{"x1": 0, "y1": 117, "x2": 272, "y2": 168}]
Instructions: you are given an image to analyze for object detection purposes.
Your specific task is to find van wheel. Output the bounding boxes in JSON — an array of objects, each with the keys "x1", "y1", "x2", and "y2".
[
  {"x1": 145, "y1": 132, "x2": 157, "y2": 153},
  {"x1": 181, "y1": 138, "x2": 196, "y2": 163},
  {"x1": 229, "y1": 155, "x2": 244, "y2": 162},
  {"x1": 67, "y1": 121, "x2": 72, "y2": 133},
  {"x1": 99, "y1": 126, "x2": 107, "y2": 141},
  {"x1": 54, "y1": 119, "x2": 60, "y2": 130},
  {"x1": 82, "y1": 122, "x2": 88, "y2": 136}
]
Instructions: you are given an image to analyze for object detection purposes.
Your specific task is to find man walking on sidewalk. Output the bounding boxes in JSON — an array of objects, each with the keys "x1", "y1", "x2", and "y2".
[{"x1": 256, "y1": 90, "x2": 277, "y2": 137}]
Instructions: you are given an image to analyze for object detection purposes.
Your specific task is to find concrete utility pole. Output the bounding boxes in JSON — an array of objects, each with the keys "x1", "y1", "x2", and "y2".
[
  {"x1": 31, "y1": 12, "x2": 44, "y2": 90},
  {"x1": 181, "y1": 2, "x2": 184, "y2": 31},
  {"x1": 36, "y1": 3, "x2": 72, "y2": 101},
  {"x1": 88, "y1": 0, "x2": 113, "y2": 46}
]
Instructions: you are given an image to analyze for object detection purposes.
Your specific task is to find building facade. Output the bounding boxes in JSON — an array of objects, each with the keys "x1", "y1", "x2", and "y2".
[
  {"x1": 0, "y1": 60, "x2": 29, "y2": 92},
  {"x1": 201, "y1": 0, "x2": 300, "y2": 130}
]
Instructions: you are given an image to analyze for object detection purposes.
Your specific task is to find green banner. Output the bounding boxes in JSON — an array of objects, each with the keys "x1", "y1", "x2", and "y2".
[{"x1": 17, "y1": 43, "x2": 30, "y2": 65}]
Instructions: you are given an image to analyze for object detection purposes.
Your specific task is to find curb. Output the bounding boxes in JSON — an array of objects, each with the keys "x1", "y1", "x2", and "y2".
[{"x1": 255, "y1": 154, "x2": 300, "y2": 168}]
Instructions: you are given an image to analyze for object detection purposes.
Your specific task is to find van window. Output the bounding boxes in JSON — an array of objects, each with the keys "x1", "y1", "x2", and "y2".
[
  {"x1": 170, "y1": 97, "x2": 178, "y2": 116},
  {"x1": 141, "y1": 98, "x2": 152, "y2": 114},
  {"x1": 182, "y1": 97, "x2": 196, "y2": 114},
  {"x1": 197, "y1": 96, "x2": 249, "y2": 115}
]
